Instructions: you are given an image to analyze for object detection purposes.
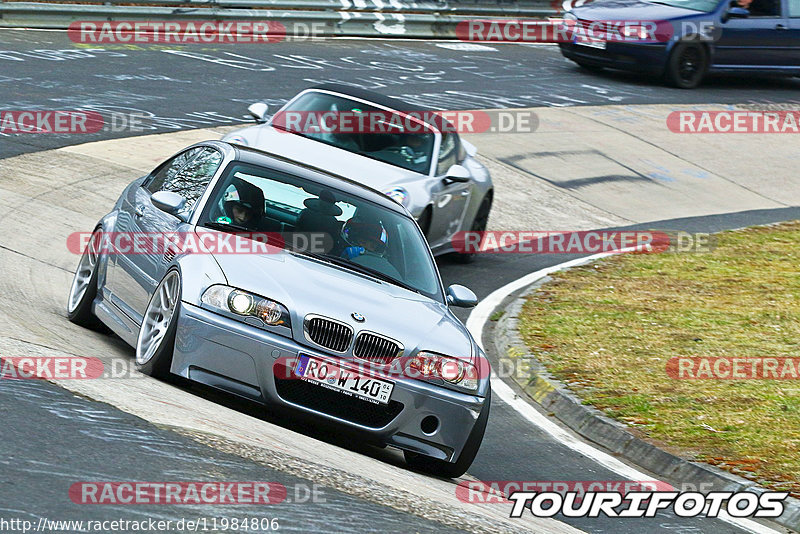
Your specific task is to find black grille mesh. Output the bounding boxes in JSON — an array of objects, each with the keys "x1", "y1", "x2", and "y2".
[
  {"x1": 305, "y1": 317, "x2": 353, "y2": 352},
  {"x1": 353, "y1": 333, "x2": 401, "y2": 365}
]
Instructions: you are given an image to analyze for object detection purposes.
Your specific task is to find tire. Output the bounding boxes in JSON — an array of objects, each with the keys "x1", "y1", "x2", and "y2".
[
  {"x1": 664, "y1": 41, "x2": 708, "y2": 89},
  {"x1": 135, "y1": 269, "x2": 181, "y2": 379},
  {"x1": 453, "y1": 193, "x2": 492, "y2": 264},
  {"x1": 67, "y1": 228, "x2": 105, "y2": 329},
  {"x1": 404, "y1": 386, "x2": 491, "y2": 479}
]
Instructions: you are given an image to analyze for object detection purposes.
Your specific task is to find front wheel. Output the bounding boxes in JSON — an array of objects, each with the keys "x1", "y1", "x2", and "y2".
[
  {"x1": 136, "y1": 269, "x2": 181, "y2": 379},
  {"x1": 453, "y1": 194, "x2": 491, "y2": 264},
  {"x1": 665, "y1": 41, "x2": 708, "y2": 89},
  {"x1": 404, "y1": 386, "x2": 491, "y2": 478}
]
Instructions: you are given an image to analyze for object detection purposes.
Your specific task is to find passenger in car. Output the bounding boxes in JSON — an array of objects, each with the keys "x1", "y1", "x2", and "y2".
[{"x1": 296, "y1": 189, "x2": 343, "y2": 245}]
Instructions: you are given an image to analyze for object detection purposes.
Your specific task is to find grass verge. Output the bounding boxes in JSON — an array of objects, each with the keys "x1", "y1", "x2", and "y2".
[{"x1": 518, "y1": 221, "x2": 800, "y2": 497}]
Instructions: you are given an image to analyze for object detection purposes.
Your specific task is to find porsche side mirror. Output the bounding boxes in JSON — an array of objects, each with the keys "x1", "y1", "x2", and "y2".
[
  {"x1": 443, "y1": 164, "x2": 471, "y2": 183},
  {"x1": 248, "y1": 102, "x2": 269, "y2": 124},
  {"x1": 446, "y1": 284, "x2": 478, "y2": 308}
]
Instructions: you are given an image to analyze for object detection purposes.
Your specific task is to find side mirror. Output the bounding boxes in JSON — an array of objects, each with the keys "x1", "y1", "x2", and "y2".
[
  {"x1": 443, "y1": 164, "x2": 471, "y2": 183},
  {"x1": 726, "y1": 6, "x2": 749, "y2": 18},
  {"x1": 151, "y1": 191, "x2": 188, "y2": 221},
  {"x1": 247, "y1": 102, "x2": 269, "y2": 124},
  {"x1": 446, "y1": 284, "x2": 478, "y2": 308}
]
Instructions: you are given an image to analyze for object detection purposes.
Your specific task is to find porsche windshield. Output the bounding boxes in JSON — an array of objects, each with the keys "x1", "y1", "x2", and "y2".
[
  {"x1": 198, "y1": 162, "x2": 443, "y2": 301},
  {"x1": 272, "y1": 92, "x2": 437, "y2": 174},
  {"x1": 644, "y1": 0, "x2": 720, "y2": 11}
]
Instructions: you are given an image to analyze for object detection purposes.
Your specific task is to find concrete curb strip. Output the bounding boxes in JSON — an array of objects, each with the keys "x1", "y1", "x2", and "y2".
[{"x1": 493, "y1": 276, "x2": 800, "y2": 532}]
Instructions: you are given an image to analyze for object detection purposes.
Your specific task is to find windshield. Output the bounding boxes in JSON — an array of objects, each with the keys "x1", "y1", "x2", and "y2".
[
  {"x1": 198, "y1": 162, "x2": 443, "y2": 301},
  {"x1": 272, "y1": 91, "x2": 436, "y2": 175},
  {"x1": 643, "y1": 0, "x2": 720, "y2": 12}
]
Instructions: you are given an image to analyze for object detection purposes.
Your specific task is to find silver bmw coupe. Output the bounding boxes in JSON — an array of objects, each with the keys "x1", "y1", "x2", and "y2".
[
  {"x1": 224, "y1": 84, "x2": 493, "y2": 263},
  {"x1": 67, "y1": 140, "x2": 491, "y2": 478}
]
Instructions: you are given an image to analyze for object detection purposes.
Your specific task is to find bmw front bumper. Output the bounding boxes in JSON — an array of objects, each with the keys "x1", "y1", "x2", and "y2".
[{"x1": 171, "y1": 302, "x2": 486, "y2": 462}]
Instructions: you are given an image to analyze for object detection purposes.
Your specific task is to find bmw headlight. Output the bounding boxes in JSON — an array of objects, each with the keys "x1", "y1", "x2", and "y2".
[
  {"x1": 405, "y1": 351, "x2": 479, "y2": 392},
  {"x1": 201, "y1": 285, "x2": 290, "y2": 328},
  {"x1": 384, "y1": 188, "x2": 408, "y2": 206},
  {"x1": 225, "y1": 135, "x2": 248, "y2": 146}
]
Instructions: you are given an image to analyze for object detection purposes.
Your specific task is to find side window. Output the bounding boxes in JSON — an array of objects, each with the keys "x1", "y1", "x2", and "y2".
[
  {"x1": 436, "y1": 133, "x2": 458, "y2": 176},
  {"x1": 748, "y1": 0, "x2": 781, "y2": 16},
  {"x1": 145, "y1": 148, "x2": 200, "y2": 194},
  {"x1": 147, "y1": 147, "x2": 223, "y2": 211},
  {"x1": 790, "y1": 0, "x2": 799, "y2": 16}
]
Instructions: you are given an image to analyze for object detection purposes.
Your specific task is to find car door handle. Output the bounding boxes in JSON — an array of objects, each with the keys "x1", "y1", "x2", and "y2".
[
  {"x1": 134, "y1": 206, "x2": 145, "y2": 217},
  {"x1": 776, "y1": 24, "x2": 788, "y2": 30}
]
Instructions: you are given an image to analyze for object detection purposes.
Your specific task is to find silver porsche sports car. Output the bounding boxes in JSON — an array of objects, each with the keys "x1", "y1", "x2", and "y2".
[
  {"x1": 223, "y1": 84, "x2": 493, "y2": 262},
  {"x1": 67, "y1": 140, "x2": 491, "y2": 478}
]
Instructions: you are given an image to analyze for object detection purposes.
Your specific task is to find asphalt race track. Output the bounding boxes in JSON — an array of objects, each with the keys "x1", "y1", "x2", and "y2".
[
  {"x1": 2, "y1": 29, "x2": 799, "y2": 159},
  {"x1": 1, "y1": 29, "x2": 798, "y2": 534}
]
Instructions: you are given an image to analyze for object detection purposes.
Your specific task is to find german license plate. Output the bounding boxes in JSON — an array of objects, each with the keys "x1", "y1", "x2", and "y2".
[
  {"x1": 294, "y1": 354, "x2": 394, "y2": 405},
  {"x1": 575, "y1": 38, "x2": 606, "y2": 49}
]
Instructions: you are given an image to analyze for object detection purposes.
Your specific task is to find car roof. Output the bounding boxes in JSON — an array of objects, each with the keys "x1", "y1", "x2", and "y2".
[
  {"x1": 308, "y1": 83, "x2": 456, "y2": 134},
  {"x1": 228, "y1": 142, "x2": 409, "y2": 216}
]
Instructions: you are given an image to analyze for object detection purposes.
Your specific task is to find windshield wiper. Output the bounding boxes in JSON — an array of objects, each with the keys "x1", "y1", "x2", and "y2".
[
  {"x1": 202, "y1": 221, "x2": 255, "y2": 234},
  {"x1": 303, "y1": 252, "x2": 424, "y2": 295}
]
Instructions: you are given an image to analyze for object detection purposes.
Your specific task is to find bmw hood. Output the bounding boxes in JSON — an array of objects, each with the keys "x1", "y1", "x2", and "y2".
[
  {"x1": 224, "y1": 125, "x2": 422, "y2": 191},
  {"x1": 209, "y1": 245, "x2": 475, "y2": 363}
]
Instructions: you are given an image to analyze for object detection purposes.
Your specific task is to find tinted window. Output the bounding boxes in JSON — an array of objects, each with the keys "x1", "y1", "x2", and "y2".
[
  {"x1": 147, "y1": 147, "x2": 223, "y2": 211},
  {"x1": 788, "y1": 0, "x2": 799, "y2": 15},
  {"x1": 747, "y1": 0, "x2": 781, "y2": 16}
]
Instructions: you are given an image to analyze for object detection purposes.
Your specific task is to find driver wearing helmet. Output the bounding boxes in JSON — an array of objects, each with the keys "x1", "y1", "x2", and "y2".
[
  {"x1": 340, "y1": 217, "x2": 402, "y2": 279},
  {"x1": 225, "y1": 199, "x2": 257, "y2": 227}
]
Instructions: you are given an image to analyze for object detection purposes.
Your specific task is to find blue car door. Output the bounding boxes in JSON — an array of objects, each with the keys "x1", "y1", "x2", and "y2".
[{"x1": 714, "y1": 0, "x2": 791, "y2": 67}]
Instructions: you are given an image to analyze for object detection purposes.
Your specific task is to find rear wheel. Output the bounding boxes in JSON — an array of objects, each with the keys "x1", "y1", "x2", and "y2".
[
  {"x1": 67, "y1": 228, "x2": 105, "y2": 329},
  {"x1": 404, "y1": 386, "x2": 491, "y2": 479},
  {"x1": 453, "y1": 194, "x2": 491, "y2": 264},
  {"x1": 136, "y1": 269, "x2": 181, "y2": 379},
  {"x1": 665, "y1": 41, "x2": 708, "y2": 89}
]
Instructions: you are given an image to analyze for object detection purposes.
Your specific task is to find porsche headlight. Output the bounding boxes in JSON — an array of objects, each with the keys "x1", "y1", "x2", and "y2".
[
  {"x1": 384, "y1": 188, "x2": 408, "y2": 206},
  {"x1": 405, "y1": 351, "x2": 479, "y2": 392},
  {"x1": 225, "y1": 135, "x2": 248, "y2": 146},
  {"x1": 201, "y1": 285, "x2": 290, "y2": 327}
]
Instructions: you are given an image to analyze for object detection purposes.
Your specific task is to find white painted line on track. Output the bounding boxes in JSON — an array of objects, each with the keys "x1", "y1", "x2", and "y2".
[{"x1": 465, "y1": 251, "x2": 783, "y2": 534}]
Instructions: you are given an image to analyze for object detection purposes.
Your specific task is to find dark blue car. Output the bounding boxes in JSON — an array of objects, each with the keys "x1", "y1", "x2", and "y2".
[{"x1": 558, "y1": 0, "x2": 800, "y2": 88}]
